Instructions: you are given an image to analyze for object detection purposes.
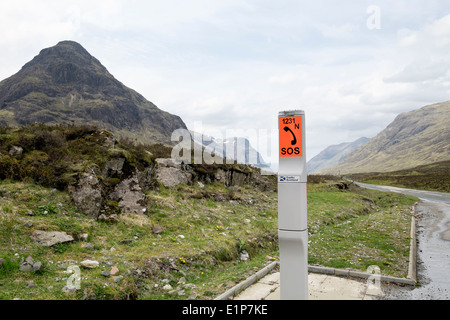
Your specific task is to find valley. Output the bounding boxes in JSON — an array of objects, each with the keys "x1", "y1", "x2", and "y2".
[
  {"x1": 348, "y1": 161, "x2": 450, "y2": 193},
  {"x1": 317, "y1": 101, "x2": 450, "y2": 175},
  {"x1": 0, "y1": 40, "x2": 447, "y2": 301}
]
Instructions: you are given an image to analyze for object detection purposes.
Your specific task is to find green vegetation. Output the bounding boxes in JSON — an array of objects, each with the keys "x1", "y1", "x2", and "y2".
[
  {"x1": 0, "y1": 175, "x2": 417, "y2": 300},
  {"x1": 0, "y1": 123, "x2": 158, "y2": 190},
  {"x1": 0, "y1": 123, "x2": 261, "y2": 193},
  {"x1": 348, "y1": 160, "x2": 450, "y2": 193},
  {"x1": 0, "y1": 180, "x2": 278, "y2": 300},
  {"x1": 0, "y1": 124, "x2": 419, "y2": 300},
  {"x1": 307, "y1": 179, "x2": 417, "y2": 275}
]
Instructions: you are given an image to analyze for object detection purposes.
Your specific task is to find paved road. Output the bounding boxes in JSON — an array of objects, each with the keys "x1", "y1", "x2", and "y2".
[
  {"x1": 355, "y1": 182, "x2": 450, "y2": 300},
  {"x1": 354, "y1": 182, "x2": 450, "y2": 204}
]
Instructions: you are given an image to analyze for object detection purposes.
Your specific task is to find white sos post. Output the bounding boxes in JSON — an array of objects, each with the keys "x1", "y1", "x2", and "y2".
[{"x1": 278, "y1": 110, "x2": 308, "y2": 300}]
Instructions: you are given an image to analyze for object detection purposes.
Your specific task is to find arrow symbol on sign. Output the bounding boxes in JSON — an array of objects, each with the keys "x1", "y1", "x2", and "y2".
[{"x1": 284, "y1": 127, "x2": 297, "y2": 146}]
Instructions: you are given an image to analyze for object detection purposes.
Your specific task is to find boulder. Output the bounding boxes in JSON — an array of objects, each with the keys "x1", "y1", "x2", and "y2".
[
  {"x1": 111, "y1": 176, "x2": 146, "y2": 214},
  {"x1": 67, "y1": 155, "x2": 274, "y2": 220},
  {"x1": 19, "y1": 256, "x2": 44, "y2": 273},
  {"x1": 163, "y1": 284, "x2": 173, "y2": 291},
  {"x1": 230, "y1": 171, "x2": 248, "y2": 186},
  {"x1": 9, "y1": 146, "x2": 23, "y2": 156},
  {"x1": 155, "y1": 158, "x2": 192, "y2": 188},
  {"x1": 69, "y1": 167, "x2": 149, "y2": 218},
  {"x1": 19, "y1": 263, "x2": 33, "y2": 272},
  {"x1": 136, "y1": 166, "x2": 157, "y2": 191},
  {"x1": 32, "y1": 261, "x2": 43, "y2": 272},
  {"x1": 31, "y1": 230, "x2": 74, "y2": 247},
  {"x1": 68, "y1": 172, "x2": 102, "y2": 219},
  {"x1": 214, "y1": 169, "x2": 231, "y2": 185},
  {"x1": 152, "y1": 225, "x2": 164, "y2": 234},
  {"x1": 156, "y1": 167, "x2": 192, "y2": 188},
  {"x1": 101, "y1": 157, "x2": 125, "y2": 177},
  {"x1": 155, "y1": 158, "x2": 178, "y2": 167},
  {"x1": 110, "y1": 266, "x2": 119, "y2": 276},
  {"x1": 80, "y1": 260, "x2": 99, "y2": 268},
  {"x1": 240, "y1": 250, "x2": 249, "y2": 262}
]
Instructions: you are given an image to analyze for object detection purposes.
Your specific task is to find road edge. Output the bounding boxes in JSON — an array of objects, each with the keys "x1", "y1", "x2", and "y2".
[
  {"x1": 215, "y1": 262, "x2": 416, "y2": 300},
  {"x1": 407, "y1": 204, "x2": 418, "y2": 282}
]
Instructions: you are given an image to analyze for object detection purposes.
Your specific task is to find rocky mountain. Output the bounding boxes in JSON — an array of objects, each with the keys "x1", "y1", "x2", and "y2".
[
  {"x1": 307, "y1": 137, "x2": 369, "y2": 174},
  {"x1": 319, "y1": 101, "x2": 450, "y2": 174},
  {"x1": 0, "y1": 40, "x2": 186, "y2": 145}
]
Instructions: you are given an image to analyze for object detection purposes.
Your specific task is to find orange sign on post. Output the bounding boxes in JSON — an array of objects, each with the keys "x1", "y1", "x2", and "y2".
[{"x1": 279, "y1": 116, "x2": 302, "y2": 157}]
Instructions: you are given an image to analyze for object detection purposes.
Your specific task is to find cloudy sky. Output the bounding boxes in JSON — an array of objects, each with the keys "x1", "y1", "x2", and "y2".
[{"x1": 1, "y1": 1, "x2": 450, "y2": 169}]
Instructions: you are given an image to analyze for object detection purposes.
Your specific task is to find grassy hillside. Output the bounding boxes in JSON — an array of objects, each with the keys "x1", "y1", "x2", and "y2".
[
  {"x1": 0, "y1": 123, "x2": 418, "y2": 300},
  {"x1": 0, "y1": 175, "x2": 417, "y2": 300},
  {"x1": 0, "y1": 180, "x2": 279, "y2": 300},
  {"x1": 348, "y1": 160, "x2": 450, "y2": 193},
  {"x1": 320, "y1": 101, "x2": 450, "y2": 174},
  {"x1": 0, "y1": 123, "x2": 161, "y2": 190}
]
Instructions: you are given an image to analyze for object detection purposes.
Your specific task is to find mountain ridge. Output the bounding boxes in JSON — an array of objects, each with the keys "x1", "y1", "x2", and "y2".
[
  {"x1": 307, "y1": 137, "x2": 369, "y2": 174},
  {"x1": 0, "y1": 40, "x2": 187, "y2": 145},
  {"x1": 318, "y1": 101, "x2": 450, "y2": 174},
  {"x1": 190, "y1": 131, "x2": 271, "y2": 170}
]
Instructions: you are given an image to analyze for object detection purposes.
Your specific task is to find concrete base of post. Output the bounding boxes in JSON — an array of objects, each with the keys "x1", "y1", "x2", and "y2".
[{"x1": 279, "y1": 229, "x2": 308, "y2": 300}]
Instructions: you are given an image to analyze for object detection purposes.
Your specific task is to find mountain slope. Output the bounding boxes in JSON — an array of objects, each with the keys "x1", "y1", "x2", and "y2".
[
  {"x1": 319, "y1": 101, "x2": 450, "y2": 174},
  {"x1": 0, "y1": 40, "x2": 186, "y2": 145},
  {"x1": 307, "y1": 137, "x2": 369, "y2": 174}
]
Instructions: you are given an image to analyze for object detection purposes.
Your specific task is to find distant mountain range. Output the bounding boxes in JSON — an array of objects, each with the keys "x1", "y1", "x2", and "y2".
[
  {"x1": 307, "y1": 137, "x2": 369, "y2": 174},
  {"x1": 0, "y1": 40, "x2": 186, "y2": 145},
  {"x1": 317, "y1": 101, "x2": 450, "y2": 174},
  {"x1": 190, "y1": 131, "x2": 271, "y2": 170}
]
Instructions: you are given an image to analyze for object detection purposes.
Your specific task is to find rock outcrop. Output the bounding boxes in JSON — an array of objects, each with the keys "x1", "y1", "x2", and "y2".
[
  {"x1": 68, "y1": 156, "x2": 275, "y2": 220},
  {"x1": 155, "y1": 158, "x2": 193, "y2": 188},
  {"x1": 68, "y1": 173, "x2": 103, "y2": 218},
  {"x1": 110, "y1": 176, "x2": 146, "y2": 214},
  {"x1": 68, "y1": 157, "x2": 151, "y2": 219}
]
